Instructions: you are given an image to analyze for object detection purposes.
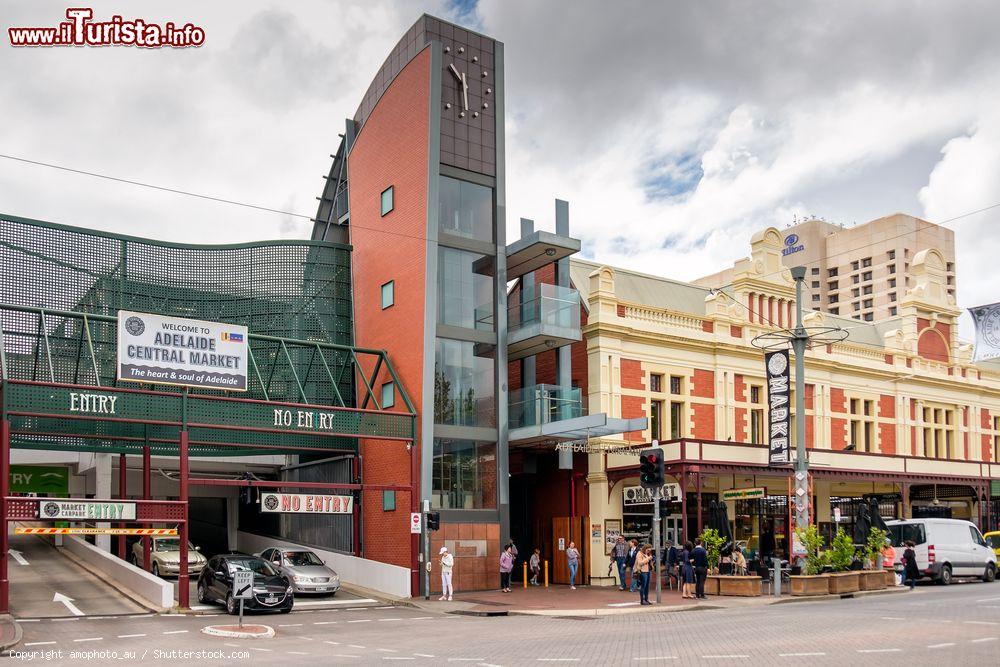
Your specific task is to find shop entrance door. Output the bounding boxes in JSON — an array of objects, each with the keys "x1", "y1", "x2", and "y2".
[
  {"x1": 662, "y1": 516, "x2": 682, "y2": 547},
  {"x1": 551, "y1": 516, "x2": 587, "y2": 585}
]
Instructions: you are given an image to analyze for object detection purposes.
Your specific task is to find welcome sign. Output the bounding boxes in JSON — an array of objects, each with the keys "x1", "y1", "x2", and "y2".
[{"x1": 117, "y1": 310, "x2": 248, "y2": 391}]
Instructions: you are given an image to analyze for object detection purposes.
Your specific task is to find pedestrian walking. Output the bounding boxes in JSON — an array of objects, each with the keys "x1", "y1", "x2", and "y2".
[
  {"x1": 625, "y1": 539, "x2": 640, "y2": 592},
  {"x1": 530, "y1": 548, "x2": 541, "y2": 585},
  {"x1": 566, "y1": 541, "x2": 581, "y2": 589},
  {"x1": 635, "y1": 544, "x2": 653, "y2": 605},
  {"x1": 500, "y1": 543, "x2": 515, "y2": 592},
  {"x1": 610, "y1": 535, "x2": 628, "y2": 590},
  {"x1": 692, "y1": 538, "x2": 709, "y2": 599},
  {"x1": 439, "y1": 546, "x2": 454, "y2": 601},
  {"x1": 901, "y1": 540, "x2": 920, "y2": 590},
  {"x1": 681, "y1": 541, "x2": 695, "y2": 599}
]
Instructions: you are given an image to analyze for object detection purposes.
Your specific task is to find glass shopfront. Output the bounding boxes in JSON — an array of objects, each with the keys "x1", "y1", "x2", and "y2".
[{"x1": 432, "y1": 438, "x2": 498, "y2": 509}]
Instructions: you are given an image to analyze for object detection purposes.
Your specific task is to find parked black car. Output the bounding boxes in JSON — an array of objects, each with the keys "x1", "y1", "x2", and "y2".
[{"x1": 197, "y1": 552, "x2": 294, "y2": 614}]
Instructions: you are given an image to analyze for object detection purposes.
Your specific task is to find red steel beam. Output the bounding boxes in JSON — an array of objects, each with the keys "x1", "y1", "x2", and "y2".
[
  {"x1": 0, "y1": 419, "x2": 10, "y2": 614},
  {"x1": 117, "y1": 453, "x2": 127, "y2": 560},
  {"x1": 186, "y1": 478, "x2": 410, "y2": 492},
  {"x1": 143, "y1": 445, "x2": 151, "y2": 572},
  {"x1": 178, "y1": 430, "x2": 189, "y2": 609}
]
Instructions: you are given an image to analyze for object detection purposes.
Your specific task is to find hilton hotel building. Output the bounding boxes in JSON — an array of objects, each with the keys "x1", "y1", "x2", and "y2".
[{"x1": 697, "y1": 214, "x2": 957, "y2": 323}]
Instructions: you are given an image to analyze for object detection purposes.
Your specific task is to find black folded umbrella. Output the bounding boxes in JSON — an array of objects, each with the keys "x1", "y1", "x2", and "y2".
[
  {"x1": 869, "y1": 497, "x2": 889, "y2": 533},
  {"x1": 853, "y1": 502, "x2": 872, "y2": 545},
  {"x1": 717, "y1": 500, "x2": 735, "y2": 555}
]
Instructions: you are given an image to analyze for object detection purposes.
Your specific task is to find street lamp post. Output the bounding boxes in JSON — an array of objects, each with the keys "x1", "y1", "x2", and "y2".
[{"x1": 790, "y1": 267, "x2": 809, "y2": 532}]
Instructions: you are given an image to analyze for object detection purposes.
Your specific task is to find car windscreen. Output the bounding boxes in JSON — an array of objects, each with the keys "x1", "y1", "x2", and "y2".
[
  {"x1": 888, "y1": 523, "x2": 926, "y2": 547},
  {"x1": 227, "y1": 558, "x2": 278, "y2": 577},
  {"x1": 283, "y1": 551, "x2": 323, "y2": 566},
  {"x1": 987, "y1": 535, "x2": 1000, "y2": 550}
]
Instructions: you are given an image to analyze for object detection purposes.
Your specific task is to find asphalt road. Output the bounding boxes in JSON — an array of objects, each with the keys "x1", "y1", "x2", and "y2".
[{"x1": 8, "y1": 581, "x2": 1000, "y2": 665}]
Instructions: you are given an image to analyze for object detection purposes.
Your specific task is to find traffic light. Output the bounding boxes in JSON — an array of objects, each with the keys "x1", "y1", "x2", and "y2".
[
  {"x1": 426, "y1": 511, "x2": 440, "y2": 531},
  {"x1": 638, "y1": 448, "x2": 664, "y2": 490}
]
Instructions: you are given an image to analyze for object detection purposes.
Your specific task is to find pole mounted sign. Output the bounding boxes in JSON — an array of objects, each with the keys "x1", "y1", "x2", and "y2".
[
  {"x1": 116, "y1": 310, "x2": 248, "y2": 391},
  {"x1": 765, "y1": 349, "x2": 791, "y2": 465},
  {"x1": 259, "y1": 492, "x2": 353, "y2": 514}
]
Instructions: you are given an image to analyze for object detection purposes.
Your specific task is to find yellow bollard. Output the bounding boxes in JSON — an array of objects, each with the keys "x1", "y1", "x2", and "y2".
[
  {"x1": 523, "y1": 561, "x2": 528, "y2": 588},
  {"x1": 544, "y1": 559, "x2": 549, "y2": 587}
]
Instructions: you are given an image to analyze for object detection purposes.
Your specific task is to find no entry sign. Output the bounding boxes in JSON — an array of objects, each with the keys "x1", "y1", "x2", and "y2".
[{"x1": 259, "y1": 492, "x2": 353, "y2": 514}]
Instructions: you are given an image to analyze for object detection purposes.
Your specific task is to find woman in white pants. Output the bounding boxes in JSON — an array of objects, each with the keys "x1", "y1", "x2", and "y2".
[{"x1": 439, "y1": 546, "x2": 454, "y2": 600}]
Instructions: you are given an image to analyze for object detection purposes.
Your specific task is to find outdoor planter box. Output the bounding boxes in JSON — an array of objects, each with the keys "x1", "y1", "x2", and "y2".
[
  {"x1": 860, "y1": 570, "x2": 886, "y2": 591},
  {"x1": 704, "y1": 575, "x2": 721, "y2": 596},
  {"x1": 828, "y1": 571, "x2": 860, "y2": 594},
  {"x1": 790, "y1": 574, "x2": 829, "y2": 596},
  {"x1": 883, "y1": 569, "x2": 898, "y2": 587},
  {"x1": 717, "y1": 575, "x2": 761, "y2": 597}
]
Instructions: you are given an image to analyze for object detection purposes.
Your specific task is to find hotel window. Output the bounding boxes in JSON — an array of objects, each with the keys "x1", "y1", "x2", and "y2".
[
  {"x1": 749, "y1": 385, "x2": 763, "y2": 445},
  {"x1": 811, "y1": 267, "x2": 820, "y2": 275},
  {"x1": 812, "y1": 294, "x2": 820, "y2": 302},
  {"x1": 829, "y1": 294, "x2": 839, "y2": 303},
  {"x1": 439, "y1": 175, "x2": 494, "y2": 242},
  {"x1": 669, "y1": 375, "x2": 683, "y2": 395},
  {"x1": 828, "y1": 268, "x2": 838, "y2": 277},
  {"x1": 811, "y1": 280, "x2": 820, "y2": 289},
  {"x1": 853, "y1": 302, "x2": 860, "y2": 312},
  {"x1": 852, "y1": 275, "x2": 860, "y2": 285},
  {"x1": 862, "y1": 285, "x2": 872, "y2": 295},
  {"x1": 750, "y1": 385, "x2": 761, "y2": 404},
  {"x1": 888, "y1": 278, "x2": 896, "y2": 288},
  {"x1": 650, "y1": 373, "x2": 663, "y2": 393},
  {"x1": 887, "y1": 250, "x2": 896, "y2": 260},
  {"x1": 889, "y1": 292, "x2": 897, "y2": 302},
  {"x1": 828, "y1": 281, "x2": 839, "y2": 290},
  {"x1": 381, "y1": 381, "x2": 395, "y2": 409},
  {"x1": 889, "y1": 307, "x2": 897, "y2": 316},
  {"x1": 380, "y1": 186, "x2": 394, "y2": 216},
  {"x1": 946, "y1": 262, "x2": 954, "y2": 272},
  {"x1": 432, "y1": 438, "x2": 497, "y2": 509},
  {"x1": 650, "y1": 400, "x2": 663, "y2": 441},
  {"x1": 862, "y1": 271, "x2": 872, "y2": 281},
  {"x1": 433, "y1": 338, "x2": 495, "y2": 427},
  {"x1": 851, "y1": 260, "x2": 860, "y2": 271},
  {"x1": 670, "y1": 401, "x2": 683, "y2": 439},
  {"x1": 381, "y1": 280, "x2": 394, "y2": 309},
  {"x1": 848, "y1": 398, "x2": 875, "y2": 452},
  {"x1": 437, "y1": 247, "x2": 495, "y2": 331},
  {"x1": 862, "y1": 257, "x2": 872, "y2": 268},
  {"x1": 888, "y1": 264, "x2": 896, "y2": 274},
  {"x1": 830, "y1": 307, "x2": 839, "y2": 315},
  {"x1": 852, "y1": 288, "x2": 860, "y2": 298},
  {"x1": 863, "y1": 313, "x2": 873, "y2": 322},
  {"x1": 863, "y1": 298, "x2": 873, "y2": 308}
]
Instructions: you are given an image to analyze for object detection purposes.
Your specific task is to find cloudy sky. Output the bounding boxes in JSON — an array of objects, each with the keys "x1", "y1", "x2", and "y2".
[{"x1": 2, "y1": 1, "x2": 999, "y2": 338}]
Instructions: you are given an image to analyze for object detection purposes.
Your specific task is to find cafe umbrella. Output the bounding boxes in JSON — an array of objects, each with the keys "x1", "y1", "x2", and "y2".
[
  {"x1": 853, "y1": 501, "x2": 872, "y2": 546},
  {"x1": 868, "y1": 497, "x2": 889, "y2": 533}
]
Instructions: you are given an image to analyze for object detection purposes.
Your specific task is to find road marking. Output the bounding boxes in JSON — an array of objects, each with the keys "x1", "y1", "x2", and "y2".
[
  {"x1": 414, "y1": 654, "x2": 435, "y2": 658},
  {"x1": 330, "y1": 656, "x2": 360, "y2": 659},
  {"x1": 881, "y1": 617, "x2": 904, "y2": 620},
  {"x1": 633, "y1": 658, "x2": 678, "y2": 661},
  {"x1": 348, "y1": 619, "x2": 372, "y2": 623},
  {"x1": 51, "y1": 618, "x2": 78, "y2": 622},
  {"x1": 349, "y1": 644, "x2": 366, "y2": 649},
  {"x1": 73, "y1": 637, "x2": 102, "y2": 643},
  {"x1": 383, "y1": 659, "x2": 414, "y2": 662},
  {"x1": 374, "y1": 606, "x2": 395, "y2": 609},
  {"x1": 118, "y1": 634, "x2": 146, "y2": 638},
  {"x1": 857, "y1": 649, "x2": 901, "y2": 653},
  {"x1": 378, "y1": 618, "x2": 403, "y2": 621},
  {"x1": 778, "y1": 653, "x2": 825, "y2": 657},
  {"x1": 24, "y1": 642, "x2": 56, "y2": 646},
  {"x1": 278, "y1": 623, "x2": 303, "y2": 627},
  {"x1": 411, "y1": 616, "x2": 434, "y2": 620},
  {"x1": 251, "y1": 647, "x2": 273, "y2": 652},
  {"x1": 9, "y1": 548, "x2": 29, "y2": 565},
  {"x1": 325, "y1": 641, "x2": 341, "y2": 645},
  {"x1": 225, "y1": 643, "x2": 239, "y2": 648},
  {"x1": 971, "y1": 637, "x2": 998, "y2": 643},
  {"x1": 378, "y1": 648, "x2": 399, "y2": 652},
  {"x1": 163, "y1": 630, "x2": 188, "y2": 635},
  {"x1": 53, "y1": 592, "x2": 84, "y2": 617},
  {"x1": 537, "y1": 660, "x2": 580, "y2": 662},
  {"x1": 701, "y1": 656, "x2": 749, "y2": 659},
  {"x1": 288, "y1": 651, "x2": 310, "y2": 655},
  {"x1": 964, "y1": 621, "x2": 998, "y2": 626},
  {"x1": 976, "y1": 596, "x2": 1000, "y2": 602},
  {"x1": 128, "y1": 614, "x2": 149, "y2": 619},
  {"x1": 448, "y1": 660, "x2": 486, "y2": 663},
  {"x1": 314, "y1": 621, "x2": 338, "y2": 625},
  {"x1": 478, "y1": 664, "x2": 503, "y2": 667},
  {"x1": 927, "y1": 643, "x2": 954, "y2": 649},
  {"x1": 18, "y1": 619, "x2": 39, "y2": 623}
]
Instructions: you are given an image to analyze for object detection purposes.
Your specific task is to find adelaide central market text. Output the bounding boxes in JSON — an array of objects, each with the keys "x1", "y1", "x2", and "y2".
[{"x1": 126, "y1": 330, "x2": 242, "y2": 369}]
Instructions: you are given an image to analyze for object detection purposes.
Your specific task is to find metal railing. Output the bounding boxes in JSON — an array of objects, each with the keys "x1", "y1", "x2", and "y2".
[
  {"x1": 509, "y1": 384, "x2": 585, "y2": 429},
  {"x1": 508, "y1": 284, "x2": 581, "y2": 331}
]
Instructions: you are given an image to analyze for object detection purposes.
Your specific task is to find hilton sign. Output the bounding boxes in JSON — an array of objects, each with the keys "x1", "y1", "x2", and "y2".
[{"x1": 782, "y1": 233, "x2": 804, "y2": 256}]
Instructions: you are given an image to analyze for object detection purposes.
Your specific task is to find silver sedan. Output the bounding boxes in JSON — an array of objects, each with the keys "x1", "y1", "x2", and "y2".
[{"x1": 257, "y1": 547, "x2": 340, "y2": 594}]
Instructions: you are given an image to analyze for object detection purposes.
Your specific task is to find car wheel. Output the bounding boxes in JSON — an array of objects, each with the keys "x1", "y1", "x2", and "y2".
[
  {"x1": 226, "y1": 593, "x2": 237, "y2": 615},
  {"x1": 983, "y1": 563, "x2": 997, "y2": 583},
  {"x1": 198, "y1": 582, "x2": 210, "y2": 604},
  {"x1": 152, "y1": 563, "x2": 160, "y2": 578},
  {"x1": 939, "y1": 564, "x2": 952, "y2": 585}
]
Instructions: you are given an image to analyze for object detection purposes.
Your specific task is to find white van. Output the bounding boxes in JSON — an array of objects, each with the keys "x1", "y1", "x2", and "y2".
[{"x1": 886, "y1": 518, "x2": 997, "y2": 585}]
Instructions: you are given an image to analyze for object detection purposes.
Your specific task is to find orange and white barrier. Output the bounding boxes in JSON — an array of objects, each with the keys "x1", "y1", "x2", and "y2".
[{"x1": 15, "y1": 527, "x2": 177, "y2": 536}]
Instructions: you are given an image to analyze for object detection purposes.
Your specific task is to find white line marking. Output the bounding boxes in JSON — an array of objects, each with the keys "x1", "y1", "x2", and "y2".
[
  {"x1": 478, "y1": 664, "x2": 503, "y2": 667},
  {"x1": 374, "y1": 606, "x2": 395, "y2": 609},
  {"x1": 24, "y1": 641, "x2": 55, "y2": 646},
  {"x1": 9, "y1": 549, "x2": 29, "y2": 566},
  {"x1": 964, "y1": 621, "x2": 998, "y2": 626},
  {"x1": 383, "y1": 659, "x2": 414, "y2": 662},
  {"x1": 118, "y1": 634, "x2": 146, "y2": 638},
  {"x1": 278, "y1": 623, "x2": 303, "y2": 627},
  {"x1": 976, "y1": 596, "x2": 1000, "y2": 603},
  {"x1": 73, "y1": 637, "x2": 102, "y2": 643},
  {"x1": 347, "y1": 619, "x2": 372, "y2": 623},
  {"x1": 881, "y1": 617, "x2": 904, "y2": 620},
  {"x1": 701, "y1": 656, "x2": 749, "y2": 659},
  {"x1": 288, "y1": 651, "x2": 310, "y2": 655},
  {"x1": 225, "y1": 643, "x2": 239, "y2": 648},
  {"x1": 251, "y1": 647, "x2": 273, "y2": 652},
  {"x1": 296, "y1": 598, "x2": 377, "y2": 607},
  {"x1": 927, "y1": 643, "x2": 954, "y2": 649},
  {"x1": 314, "y1": 621, "x2": 338, "y2": 625},
  {"x1": 378, "y1": 648, "x2": 399, "y2": 652},
  {"x1": 17, "y1": 619, "x2": 40, "y2": 623},
  {"x1": 633, "y1": 658, "x2": 678, "y2": 661},
  {"x1": 778, "y1": 653, "x2": 825, "y2": 657},
  {"x1": 128, "y1": 614, "x2": 149, "y2": 619},
  {"x1": 537, "y1": 660, "x2": 580, "y2": 663},
  {"x1": 349, "y1": 645, "x2": 366, "y2": 649},
  {"x1": 378, "y1": 618, "x2": 403, "y2": 621},
  {"x1": 163, "y1": 630, "x2": 188, "y2": 634},
  {"x1": 51, "y1": 617, "x2": 78, "y2": 622},
  {"x1": 410, "y1": 616, "x2": 434, "y2": 620},
  {"x1": 414, "y1": 654, "x2": 435, "y2": 658},
  {"x1": 971, "y1": 637, "x2": 998, "y2": 643},
  {"x1": 330, "y1": 656, "x2": 360, "y2": 659},
  {"x1": 325, "y1": 641, "x2": 341, "y2": 645},
  {"x1": 448, "y1": 660, "x2": 486, "y2": 663},
  {"x1": 87, "y1": 617, "x2": 110, "y2": 620},
  {"x1": 857, "y1": 649, "x2": 901, "y2": 653}
]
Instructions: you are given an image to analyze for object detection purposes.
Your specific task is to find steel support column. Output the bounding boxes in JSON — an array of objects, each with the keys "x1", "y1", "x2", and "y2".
[
  {"x1": 0, "y1": 419, "x2": 10, "y2": 614},
  {"x1": 142, "y1": 444, "x2": 151, "y2": 571},
  {"x1": 696, "y1": 472, "x2": 703, "y2": 535},
  {"x1": 680, "y1": 468, "x2": 688, "y2": 541},
  {"x1": 352, "y1": 456, "x2": 360, "y2": 557},
  {"x1": 117, "y1": 453, "x2": 127, "y2": 560}
]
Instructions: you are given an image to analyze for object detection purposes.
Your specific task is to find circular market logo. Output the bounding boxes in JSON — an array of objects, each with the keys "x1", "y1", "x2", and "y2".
[
  {"x1": 263, "y1": 495, "x2": 279, "y2": 511},
  {"x1": 978, "y1": 308, "x2": 1000, "y2": 348},
  {"x1": 784, "y1": 234, "x2": 799, "y2": 247},
  {"x1": 124, "y1": 316, "x2": 145, "y2": 336},
  {"x1": 42, "y1": 501, "x2": 61, "y2": 518},
  {"x1": 767, "y1": 352, "x2": 788, "y2": 376}
]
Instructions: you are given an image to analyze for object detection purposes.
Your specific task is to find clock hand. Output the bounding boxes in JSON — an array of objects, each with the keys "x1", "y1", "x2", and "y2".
[
  {"x1": 448, "y1": 63, "x2": 462, "y2": 82},
  {"x1": 461, "y1": 72, "x2": 469, "y2": 111}
]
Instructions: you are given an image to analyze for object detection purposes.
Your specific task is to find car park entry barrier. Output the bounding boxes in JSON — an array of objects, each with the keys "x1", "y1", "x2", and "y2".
[{"x1": 15, "y1": 527, "x2": 179, "y2": 536}]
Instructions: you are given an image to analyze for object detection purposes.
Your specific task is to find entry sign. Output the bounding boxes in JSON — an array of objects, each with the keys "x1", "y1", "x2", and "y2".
[
  {"x1": 765, "y1": 349, "x2": 791, "y2": 465},
  {"x1": 260, "y1": 492, "x2": 353, "y2": 514},
  {"x1": 39, "y1": 499, "x2": 136, "y2": 520},
  {"x1": 117, "y1": 310, "x2": 248, "y2": 391},
  {"x1": 233, "y1": 570, "x2": 253, "y2": 600},
  {"x1": 410, "y1": 512, "x2": 422, "y2": 534},
  {"x1": 10, "y1": 465, "x2": 69, "y2": 495}
]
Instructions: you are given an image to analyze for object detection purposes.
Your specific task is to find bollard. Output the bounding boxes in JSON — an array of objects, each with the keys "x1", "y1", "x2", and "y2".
[
  {"x1": 523, "y1": 561, "x2": 528, "y2": 588},
  {"x1": 544, "y1": 560, "x2": 549, "y2": 587},
  {"x1": 772, "y1": 557, "x2": 782, "y2": 597}
]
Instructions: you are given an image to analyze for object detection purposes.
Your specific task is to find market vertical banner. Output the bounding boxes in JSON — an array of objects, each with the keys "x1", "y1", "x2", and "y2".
[
  {"x1": 765, "y1": 349, "x2": 791, "y2": 464},
  {"x1": 117, "y1": 310, "x2": 248, "y2": 391},
  {"x1": 969, "y1": 302, "x2": 1000, "y2": 362}
]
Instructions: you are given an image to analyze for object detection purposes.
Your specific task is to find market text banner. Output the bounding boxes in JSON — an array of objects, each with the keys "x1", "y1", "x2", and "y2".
[
  {"x1": 765, "y1": 349, "x2": 791, "y2": 465},
  {"x1": 259, "y1": 492, "x2": 353, "y2": 514},
  {"x1": 117, "y1": 310, "x2": 248, "y2": 391}
]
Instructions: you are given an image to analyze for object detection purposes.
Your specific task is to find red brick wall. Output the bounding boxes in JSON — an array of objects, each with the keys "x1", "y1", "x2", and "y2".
[
  {"x1": 805, "y1": 415, "x2": 814, "y2": 449},
  {"x1": 981, "y1": 408, "x2": 991, "y2": 430},
  {"x1": 878, "y1": 394, "x2": 895, "y2": 419},
  {"x1": 691, "y1": 369, "x2": 714, "y2": 399},
  {"x1": 879, "y1": 423, "x2": 896, "y2": 455},
  {"x1": 621, "y1": 394, "x2": 646, "y2": 441},
  {"x1": 804, "y1": 384, "x2": 815, "y2": 411},
  {"x1": 829, "y1": 387, "x2": 847, "y2": 414},
  {"x1": 734, "y1": 374, "x2": 747, "y2": 402},
  {"x1": 984, "y1": 434, "x2": 993, "y2": 462},
  {"x1": 621, "y1": 358, "x2": 644, "y2": 390},
  {"x1": 734, "y1": 407, "x2": 747, "y2": 442},
  {"x1": 348, "y1": 48, "x2": 430, "y2": 575},
  {"x1": 730, "y1": 325, "x2": 743, "y2": 338},
  {"x1": 917, "y1": 328, "x2": 950, "y2": 363},
  {"x1": 691, "y1": 403, "x2": 715, "y2": 439},
  {"x1": 617, "y1": 304, "x2": 626, "y2": 317},
  {"x1": 830, "y1": 417, "x2": 847, "y2": 450},
  {"x1": 702, "y1": 320, "x2": 714, "y2": 333}
]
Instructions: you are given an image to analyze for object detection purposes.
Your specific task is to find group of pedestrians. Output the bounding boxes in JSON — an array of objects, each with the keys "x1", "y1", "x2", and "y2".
[{"x1": 663, "y1": 538, "x2": 709, "y2": 599}]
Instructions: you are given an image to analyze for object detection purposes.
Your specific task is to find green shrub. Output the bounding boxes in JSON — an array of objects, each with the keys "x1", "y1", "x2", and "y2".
[
  {"x1": 828, "y1": 527, "x2": 857, "y2": 572},
  {"x1": 697, "y1": 528, "x2": 726, "y2": 571},
  {"x1": 793, "y1": 524, "x2": 827, "y2": 575}
]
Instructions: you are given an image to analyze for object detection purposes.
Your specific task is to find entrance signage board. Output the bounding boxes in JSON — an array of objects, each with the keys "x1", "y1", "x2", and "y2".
[
  {"x1": 721, "y1": 487, "x2": 766, "y2": 501},
  {"x1": 623, "y1": 483, "x2": 680, "y2": 506},
  {"x1": 39, "y1": 499, "x2": 136, "y2": 520},
  {"x1": 764, "y1": 349, "x2": 791, "y2": 465},
  {"x1": 10, "y1": 465, "x2": 69, "y2": 495},
  {"x1": 259, "y1": 492, "x2": 352, "y2": 514},
  {"x1": 117, "y1": 310, "x2": 248, "y2": 391}
]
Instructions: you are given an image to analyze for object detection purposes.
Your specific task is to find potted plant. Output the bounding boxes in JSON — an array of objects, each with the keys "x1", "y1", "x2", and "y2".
[
  {"x1": 790, "y1": 524, "x2": 830, "y2": 596},
  {"x1": 699, "y1": 528, "x2": 726, "y2": 595},
  {"x1": 860, "y1": 527, "x2": 888, "y2": 591},
  {"x1": 827, "y1": 528, "x2": 861, "y2": 594}
]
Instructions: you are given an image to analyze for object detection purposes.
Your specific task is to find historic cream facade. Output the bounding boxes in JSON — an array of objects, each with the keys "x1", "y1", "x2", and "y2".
[{"x1": 572, "y1": 227, "x2": 999, "y2": 584}]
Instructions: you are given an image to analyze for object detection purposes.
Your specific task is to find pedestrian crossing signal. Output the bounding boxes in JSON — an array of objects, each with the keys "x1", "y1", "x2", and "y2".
[
  {"x1": 426, "y1": 511, "x2": 440, "y2": 531},
  {"x1": 638, "y1": 448, "x2": 664, "y2": 490}
]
